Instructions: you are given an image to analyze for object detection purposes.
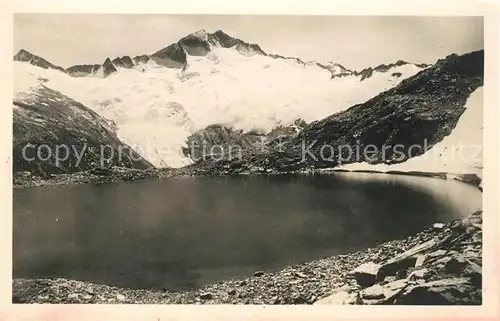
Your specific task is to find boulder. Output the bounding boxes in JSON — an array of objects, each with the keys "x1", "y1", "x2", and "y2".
[
  {"x1": 443, "y1": 256, "x2": 467, "y2": 274},
  {"x1": 199, "y1": 292, "x2": 213, "y2": 300},
  {"x1": 67, "y1": 293, "x2": 79, "y2": 300},
  {"x1": 381, "y1": 276, "x2": 396, "y2": 285},
  {"x1": 82, "y1": 294, "x2": 93, "y2": 300},
  {"x1": 423, "y1": 249, "x2": 448, "y2": 265},
  {"x1": 360, "y1": 279, "x2": 408, "y2": 304},
  {"x1": 394, "y1": 278, "x2": 480, "y2": 305},
  {"x1": 407, "y1": 268, "x2": 431, "y2": 281},
  {"x1": 16, "y1": 171, "x2": 32, "y2": 178},
  {"x1": 294, "y1": 271, "x2": 308, "y2": 278},
  {"x1": 360, "y1": 284, "x2": 385, "y2": 300},
  {"x1": 376, "y1": 239, "x2": 437, "y2": 281},
  {"x1": 314, "y1": 286, "x2": 361, "y2": 305},
  {"x1": 351, "y1": 262, "x2": 381, "y2": 287},
  {"x1": 414, "y1": 254, "x2": 427, "y2": 267},
  {"x1": 377, "y1": 256, "x2": 417, "y2": 282},
  {"x1": 433, "y1": 223, "x2": 445, "y2": 230}
]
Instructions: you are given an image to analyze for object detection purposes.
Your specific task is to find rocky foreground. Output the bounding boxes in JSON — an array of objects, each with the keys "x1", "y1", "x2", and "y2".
[{"x1": 13, "y1": 210, "x2": 482, "y2": 305}]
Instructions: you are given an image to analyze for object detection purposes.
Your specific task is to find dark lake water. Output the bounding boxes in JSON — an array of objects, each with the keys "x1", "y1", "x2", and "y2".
[{"x1": 13, "y1": 173, "x2": 482, "y2": 291}]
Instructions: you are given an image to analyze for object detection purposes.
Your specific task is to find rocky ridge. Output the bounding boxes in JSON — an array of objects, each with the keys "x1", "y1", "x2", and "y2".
[
  {"x1": 14, "y1": 29, "x2": 427, "y2": 80},
  {"x1": 13, "y1": 49, "x2": 66, "y2": 73}
]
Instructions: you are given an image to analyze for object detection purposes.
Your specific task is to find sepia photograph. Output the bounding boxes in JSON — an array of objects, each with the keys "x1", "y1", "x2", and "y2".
[{"x1": 10, "y1": 12, "x2": 489, "y2": 309}]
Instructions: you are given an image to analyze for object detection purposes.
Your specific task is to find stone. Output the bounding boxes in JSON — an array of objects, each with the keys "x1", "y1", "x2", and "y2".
[
  {"x1": 408, "y1": 268, "x2": 430, "y2": 281},
  {"x1": 444, "y1": 256, "x2": 467, "y2": 274},
  {"x1": 381, "y1": 276, "x2": 396, "y2": 285},
  {"x1": 17, "y1": 171, "x2": 32, "y2": 178},
  {"x1": 414, "y1": 254, "x2": 427, "y2": 267},
  {"x1": 253, "y1": 271, "x2": 265, "y2": 277},
  {"x1": 116, "y1": 294, "x2": 126, "y2": 301},
  {"x1": 464, "y1": 270, "x2": 482, "y2": 288},
  {"x1": 462, "y1": 257, "x2": 482, "y2": 274},
  {"x1": 360, "y1": 284, "x2": 385, "y2": 300},
  {"x1": 199, "y1": 292, "x2": 213, "y2": 300},
  {"x1": 377, "y1": 239, "x2": 436, "y2": 281},
  {"x1": 433, "y1": 223, "x2": 445, "y2": 230},
  {"x1": 425, "y1": 250, "x2": 448, "y2": 264},
  {"x1": 377, "y1": 257, "x2": 417, "y2": 282},
  {"x1": 360, "y1": 279, "x2": 408, "y2": 304},
  {"x1": 292, "y1": 294, "x2": 308, "y2": 304},
  {"x1": 314, "y1": 286, "x2": 360, "y2": 305},
  {"x1": 294, "y1": 272, "x2": 308, "y2": 278},
  {"x1": 395, "y1": 269, "x2": 408, "y2": 280},
  {"x1": 68, "y1": 293, "x2": 79, "y2": 300},
  {"x1": 314, "y1": 291, "x2": 351, "y2": 305},
  {"x1": 463, "y1": 248, "x2": 479, "y2": 260},
  {"x1": 227, "y1": 289, "x2": 236, "y2": 295},
  {"x1": 395, "y1": 278, "x2": 480, "y2": 305},
  {"x1": 352, "y1": 262, "x2": 381, "y2": 287}
]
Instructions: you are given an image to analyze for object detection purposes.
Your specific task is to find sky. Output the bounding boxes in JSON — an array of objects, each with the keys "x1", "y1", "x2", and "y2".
[{"x1": 14, "y1": 14, "x2": 483, "y2": 70}]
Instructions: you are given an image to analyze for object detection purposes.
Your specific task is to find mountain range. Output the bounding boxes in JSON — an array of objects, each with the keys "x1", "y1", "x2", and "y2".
[
  {"x1": 14, "y1": 29, "x2": 431, "y2": 80},
  {"x1": 13, "y1": 29, "x2": 483, "y2": 183}
]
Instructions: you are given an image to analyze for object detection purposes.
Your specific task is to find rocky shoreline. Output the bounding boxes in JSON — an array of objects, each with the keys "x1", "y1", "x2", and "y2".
[
  {"x1": 13, "y1": 210, "x2": 482, "y2": 305},
  {"x1": 12, "y1": 166, "x2": 215, "y2": 189},
  {"x1": 13, "y1": 165, "x2": 483, "y2": 191}
]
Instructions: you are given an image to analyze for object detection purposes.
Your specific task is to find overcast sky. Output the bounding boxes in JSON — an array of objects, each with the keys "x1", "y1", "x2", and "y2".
[{"x1": 14, "y1": 14, "x2": 483, "y2": 70}]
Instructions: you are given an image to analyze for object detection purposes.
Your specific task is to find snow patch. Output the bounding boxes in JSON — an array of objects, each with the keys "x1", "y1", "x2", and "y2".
[{"x1": 337, "y1": 87, "x2": 483, "y2": 178}]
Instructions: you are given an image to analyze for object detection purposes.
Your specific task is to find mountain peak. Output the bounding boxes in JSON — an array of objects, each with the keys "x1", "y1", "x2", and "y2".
[
  {"x1": 192, "y1": 29, "x2": 208, "y2": 38},
  {"x1": 14, "y1": 49, "x2": 38, "y2": 62},
  {"x1": 102, "y1": 58, "x2": 118, "y2": 77},
  {"x1": 14, "y1": 49, "x2": 31, "y2": 58},
  {"x1": 325, "y1": 62, "x2": 352, "y2": 74},
  {"x1": 208, "y1": 29, "x2": 246, "y2": 49},
  {"x1": 213, "y1": 29, "x2": 230, "y2": 37}
]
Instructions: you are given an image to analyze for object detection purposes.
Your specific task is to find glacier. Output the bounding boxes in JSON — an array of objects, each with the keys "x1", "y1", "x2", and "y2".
[{"x1": 14, "y1": 45, "x2": 424, "y2": 167}]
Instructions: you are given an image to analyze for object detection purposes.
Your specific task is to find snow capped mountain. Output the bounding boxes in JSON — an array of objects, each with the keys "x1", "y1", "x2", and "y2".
[
  {"x1": 14, "y1": 29, "x2": 429, "y2": 168},
  {"x1": 337, "y1": 86, "x2": 483, "y2": 178},
  {"x1": 199, "y1": 50, "x2": 483, "y2": 179},
  {"x1": 324, "y1": 62, "x2": 352, "y2": 76}
]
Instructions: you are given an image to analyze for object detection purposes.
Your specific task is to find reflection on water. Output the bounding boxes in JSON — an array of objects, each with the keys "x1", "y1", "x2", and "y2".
[{"x1": 13, "y1": 173, "x2": 482, "y2": 291}]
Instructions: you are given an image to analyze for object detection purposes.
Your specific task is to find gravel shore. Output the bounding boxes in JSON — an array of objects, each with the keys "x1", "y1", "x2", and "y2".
[{"x1": 13, "y1": 165, "x2": 483, "y2": 192}]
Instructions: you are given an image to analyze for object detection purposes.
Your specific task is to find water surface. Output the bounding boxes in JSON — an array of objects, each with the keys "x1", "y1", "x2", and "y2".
[{"x1": 13, "y1": 173, "x2": 482, "y2": 290}]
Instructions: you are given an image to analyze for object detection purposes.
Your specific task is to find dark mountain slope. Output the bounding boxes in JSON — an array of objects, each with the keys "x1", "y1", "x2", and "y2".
[{"x1": 13, "y1": 86, "x2": 153, "y2": 178}]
